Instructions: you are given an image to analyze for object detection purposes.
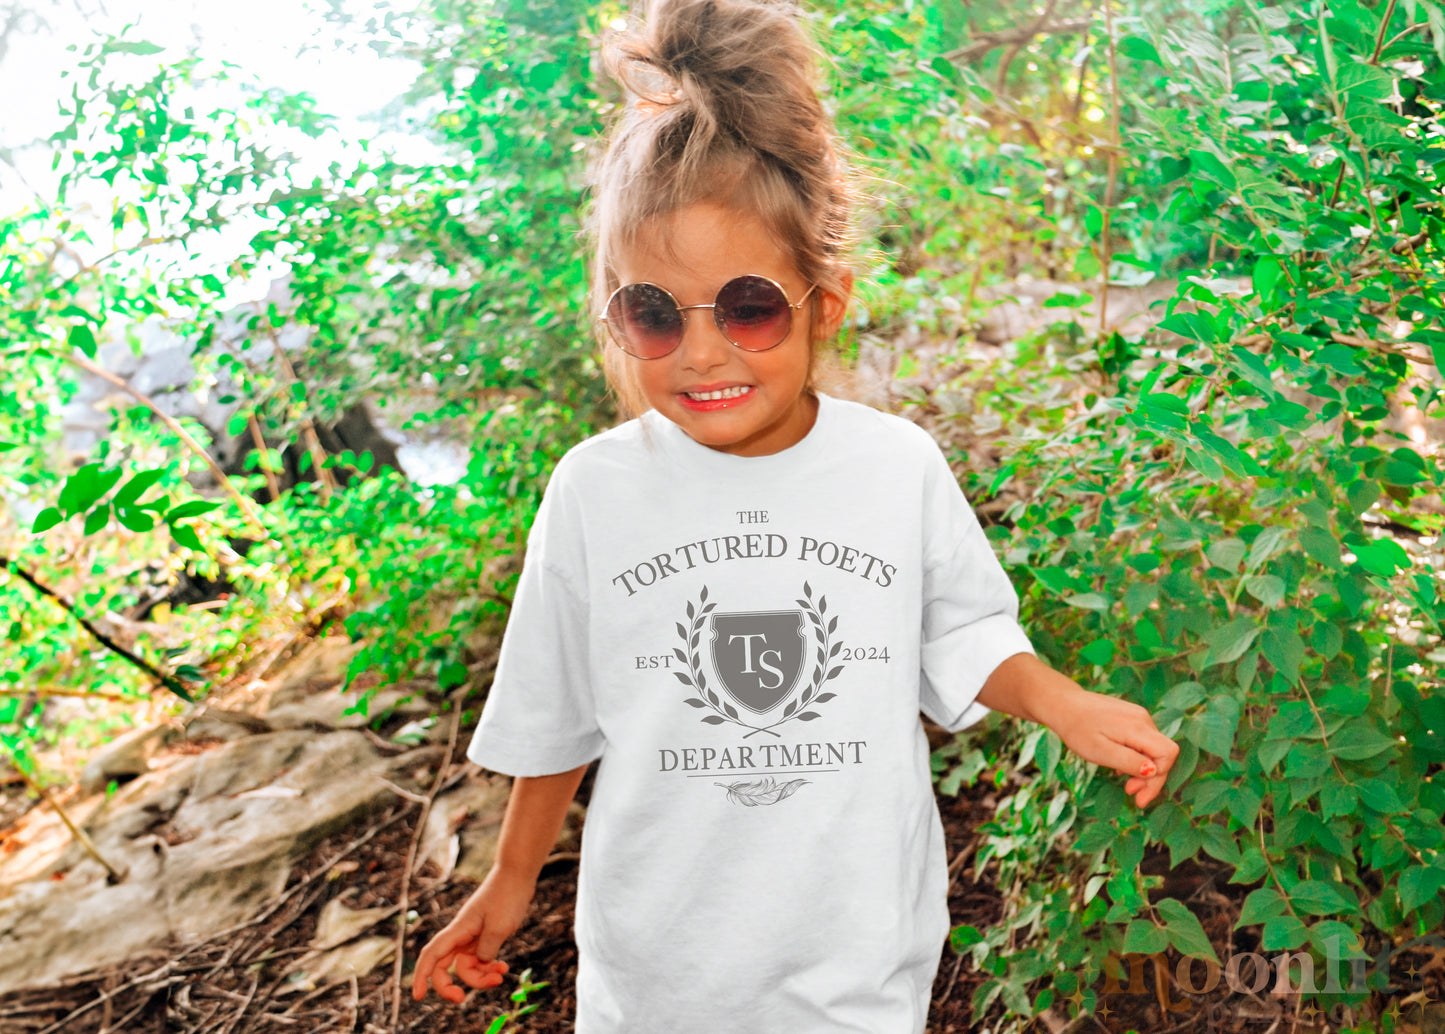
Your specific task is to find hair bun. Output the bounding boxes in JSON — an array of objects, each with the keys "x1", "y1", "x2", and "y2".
[{"x1": 610, "y1": 0, "x2": 815, "y2": 143}]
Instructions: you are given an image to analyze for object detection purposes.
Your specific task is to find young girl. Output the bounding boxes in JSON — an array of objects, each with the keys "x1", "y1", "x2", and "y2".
[{"x1": 412, "y1": 1, "x2": 1179, "y2": 1029}]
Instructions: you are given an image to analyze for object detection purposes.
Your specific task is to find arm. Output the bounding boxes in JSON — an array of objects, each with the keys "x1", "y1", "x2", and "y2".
[
  {"x1": 412, "y1": 762, "x2": 590, "y2": 1003},
  {"x1": 976, "y1": 652, "x2": 1179, "y2": 807},
  {"x1": 494, "y1": 762, "x2": 590, "y2": 884}
]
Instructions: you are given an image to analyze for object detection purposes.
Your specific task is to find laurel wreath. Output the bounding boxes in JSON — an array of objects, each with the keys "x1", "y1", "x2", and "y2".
[
  {"x1": 672, "y1": 581, "x2": 844, "y2": 738},
  {"x1": 712, "y1": 776, "x2": 810, "y2": 807}
]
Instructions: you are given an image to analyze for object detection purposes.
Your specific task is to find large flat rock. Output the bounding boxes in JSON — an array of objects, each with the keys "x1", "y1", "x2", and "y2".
[{"x1": 0, "y1": 729, "x2": 439, "y2": 994}]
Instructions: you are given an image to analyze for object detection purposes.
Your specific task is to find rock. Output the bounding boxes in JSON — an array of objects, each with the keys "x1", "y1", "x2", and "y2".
[
  {"x1": 78, "y1": 721, "x2": 181, "y2": 795},
  {"x1": 283, "y1": 936, "x2": 396, "y2": 993},
  {"x1": 310, "y1": 892, "x2": 391, "y2": 951},
  {"x1": 0, "y1": 728, "x2": 435, "y2": 994},
  {"x1": 263, "y1": 682, "x2": 434, "y2": 733},
  {"x1": 417, "y1": 773, "x2": 513, "y2": 884}
]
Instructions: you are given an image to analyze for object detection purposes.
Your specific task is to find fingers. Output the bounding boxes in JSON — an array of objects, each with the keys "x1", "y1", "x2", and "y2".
[
  {"x1": 412, "y1": 922, "x2": 485, "y2": 1003},
  {"x1": 1098, "y1": 704, "x2": 1181, "y2": 809},
  {"x1": 455, "y1": 954, "x2": 510, "y2": 990},
  {"x1": 412, "y1": 946, "x2": 461, "y2": 1002},
  {"x1": 412, "y1": 930, "x2": 513, "y2": 1004}
]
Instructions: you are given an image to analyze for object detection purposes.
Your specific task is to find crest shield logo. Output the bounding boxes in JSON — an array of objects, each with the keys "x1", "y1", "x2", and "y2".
[{"x1": 709, "y1": 610, "x2": 806, "y2": 714}]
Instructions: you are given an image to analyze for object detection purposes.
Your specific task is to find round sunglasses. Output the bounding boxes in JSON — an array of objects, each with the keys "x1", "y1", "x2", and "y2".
[{"x1": 599, "y1": 274, "x2": 817, "y2": 360}]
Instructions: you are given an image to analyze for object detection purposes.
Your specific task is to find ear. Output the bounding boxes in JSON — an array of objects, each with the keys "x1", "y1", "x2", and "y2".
[{"x1": 813, "y1": 270, "x2": 854, "y2": 339}]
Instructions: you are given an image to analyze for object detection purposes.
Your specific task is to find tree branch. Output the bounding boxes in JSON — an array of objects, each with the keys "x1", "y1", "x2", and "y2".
[
  {"x1": 0, "y1": 555, "x2": 195, "y2": 701},
  {"x1": 944, "y1": 18, "x2": 1091, "y2": 65}
]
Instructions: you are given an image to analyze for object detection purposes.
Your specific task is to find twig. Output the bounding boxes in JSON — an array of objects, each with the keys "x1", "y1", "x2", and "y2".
[
  {"x1": 33, "y1": 965, "x2": 182, "y2": 1034},
  {"x1": 3, "y1": 750, "x2": 127, "y2": 884},
  {"x1": 995, "y1": 0, "x2": 1061, "y2": 93},
  {"x1": 215, "y1": 971, "x2": 261, "y2": 1034},
  {"x1": 63, "y1": 351, "x2": 268, "y2": 536},
  {"x1": 247, "y1": 412, "x2": 283, "y2": 506},
  {"x1": 935, "y1": 950, "x2": 967, "y2": 1009},
  {"x1": 943, "y1": 19, "x2": 1091, "y2": 63},
  {"x1": 1097, "y1": 0, "x2": 1121, "y2": 345},
  {"x1": 0, "y1": 687, "x2": 140, "y2": 703},
  {"x1": 389, "y1": 688, "x2": 465, "y2": 1029},
  {"x1": 252, "y1": 305, "x2": 337, "y2": 503},
  {"x1": 374, "y1": 775, "x2": 430, "y2": 805}
]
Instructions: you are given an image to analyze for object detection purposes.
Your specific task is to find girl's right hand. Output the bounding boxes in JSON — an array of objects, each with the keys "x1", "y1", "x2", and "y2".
[{"x1": 411, "y1": 867, "x2": 535, "y2": 1004}]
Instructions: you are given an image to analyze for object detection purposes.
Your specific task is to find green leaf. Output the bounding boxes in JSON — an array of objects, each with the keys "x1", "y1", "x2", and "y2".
[
  {"x1": 1261, "y1": 628, "x2": 1305, "y2": 684},
  {"x1": 171, "y1": 523, "x2": 205, "y2": 551},
  {"x1": 58, "y1": 463, "x2": 123, "y2": 516},
  {"x1": 68, "y1": 323, "x2": 98, "y2": 358},
  {"x1": 1247, "y1": 526, "x2": 1288, "y2": 569},
  {"x1": 1063, "y1": 592, "x2": 1109, "y2": 611},
  {"x1": 1196, "y1": 695, "x2": 1241, "y2": 758},
  {"x1": 116, "y1": 507, "x2": 156, "y2": 533},
  {"x1": 114, "y1": 469, "x2": 167, "y2": 507},
  {"x1": 1262, "y1": 914, "x2": 1309, "y2": 951},
  {"x1": 1158, "y1": 898, "x2": 1220, "y2": 963},
  {"x1": 1400, "y1": 865, "x2": 1445, "y2": 914},
  {"x1": 1232, "y1": 847, "x2": 1269, "y2": 885},
  {"x1": 1123, "y1": 920, "x2": 1169, "y2": 955},
  {"x1": 165, "y1": 500, "x2": 221, "y2": 521},
  {"x1": 1243, "y1": 574, "x2": 1285, "y2": 608},
  {"x1": 1352, "y1": 538, "x2": 1411, "y2": 577},
  {"x1": 1289, "y1": 880, "x2": 1356, "y2": 917},
  {"x1": 1206, "y1": 538, "x2": 1246, "y2": 571},
  {"x1": 1300, "y1": 526, "x2": 1342, "y2": 568},
  {"x1": 1118, "y1": 34, "x2": 1161, "y2": 64},
  {"x1": 1204, "y1": 617, "x2": 1259, "y2": 666},
  {"x1": 438, "y1": 659, "x2": 469, "y2": 690},
  {"x1": 83, "y1": 504, "x2": 110, "y2": 536},
  {"x1": 1320, "y1": 781, "x2": 1358, "y2": 820},
  {"x1": 1345, "y1": 479, "x2": 1381, "y2": 516},
  {"x1": 1081, "y1": 638, "x2": 1116, "y2": 665},
  {"x1": 1229, "y1": 346, "x2": 1274, "y2": 393},
  {"x1": 107, "y1": 39, "x2": 165, "y2": 55},
  {"x1": 1252, "y1": 256, "x2": 1282, "y2": 301},
  {"x1": 1239, "y1": 887, "x2": 1287, "y2": 926},
  {"x1": 31, "y1": 507, "x2": 64, "y2": 533},
  {"x1": 1328, "y1": 723, "x2": 1396, "y2": 761},
  {"x1": 1356, "y1": 777, "x2": 1404, "y2": 813}
]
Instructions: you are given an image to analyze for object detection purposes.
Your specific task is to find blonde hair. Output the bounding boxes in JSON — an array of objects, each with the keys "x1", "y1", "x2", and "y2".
[{"x1": 582, "y1": 0, "x2": 866, "y2": 423}]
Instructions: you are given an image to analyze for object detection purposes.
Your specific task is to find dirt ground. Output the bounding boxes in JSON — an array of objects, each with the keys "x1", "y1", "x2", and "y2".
[{"x1": 1, "y1": 726, "x2": 1439, "y2": 1034}]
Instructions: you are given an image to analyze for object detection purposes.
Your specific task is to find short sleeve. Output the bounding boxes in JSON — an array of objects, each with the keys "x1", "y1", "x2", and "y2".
[
  {"x1": 916, "y1": 435, "x2": 1036, "y2": 734},
  {"x1": 466, "y1": 459, "x2": 606, "y2": 776}
]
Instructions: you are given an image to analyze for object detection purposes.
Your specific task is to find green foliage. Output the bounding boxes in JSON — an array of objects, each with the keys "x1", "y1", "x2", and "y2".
[{"x1": 917, "y1": 0, "x2": 1445, "y2": 1027}]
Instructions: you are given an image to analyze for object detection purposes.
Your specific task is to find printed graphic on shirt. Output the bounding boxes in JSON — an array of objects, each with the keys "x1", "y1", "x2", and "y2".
[
  {"x1": 674, "y1": 582, "x2": 844, "y2": 735},
  {"x1": 668, "y1": 582, "x2": 853, "y2": 807}
]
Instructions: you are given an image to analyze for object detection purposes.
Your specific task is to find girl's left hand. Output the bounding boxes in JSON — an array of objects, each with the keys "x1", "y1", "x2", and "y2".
[{"x1": 1049, "y1": 688, "x2": 1180, "y2": 807}]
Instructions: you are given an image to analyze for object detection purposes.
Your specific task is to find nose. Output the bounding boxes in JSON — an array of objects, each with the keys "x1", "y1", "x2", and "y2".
[{"x1": 675, "y1": 306, "x2": 733, "y2": 372}]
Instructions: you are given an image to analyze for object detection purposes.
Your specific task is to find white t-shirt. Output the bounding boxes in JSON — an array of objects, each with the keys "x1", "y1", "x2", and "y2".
[{"x1": 466, "y1": 390, "x2": 1036, "y2": 1033}]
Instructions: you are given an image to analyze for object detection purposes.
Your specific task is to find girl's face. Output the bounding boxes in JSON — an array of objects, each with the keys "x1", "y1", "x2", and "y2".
[{"x1": 612, "y1": 201, "x2": 849, "y2": 457}]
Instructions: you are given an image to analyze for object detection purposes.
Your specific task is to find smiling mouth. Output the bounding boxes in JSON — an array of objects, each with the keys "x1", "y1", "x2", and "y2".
[{"x1": 683, "y1": 386, "x2": 753, "y2": 401}]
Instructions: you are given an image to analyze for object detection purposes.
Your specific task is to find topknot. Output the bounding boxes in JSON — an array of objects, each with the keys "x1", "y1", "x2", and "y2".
[{"x1": 604, "y1": 0, "x2": 826, "y2": 191}]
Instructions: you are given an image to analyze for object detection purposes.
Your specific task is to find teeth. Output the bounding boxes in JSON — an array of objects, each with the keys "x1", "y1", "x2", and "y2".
[{"x1": 686, "y1": 386, "x2": 751, "y2": 401}]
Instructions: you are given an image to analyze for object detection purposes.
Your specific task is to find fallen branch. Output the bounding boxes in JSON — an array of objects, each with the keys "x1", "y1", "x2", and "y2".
[
  {"x1": 389, "y1": 687, "x2": 465, "y2": 1029},
  {"x1": 0, "y1": 556, "x2": 196, "y2": 701}
]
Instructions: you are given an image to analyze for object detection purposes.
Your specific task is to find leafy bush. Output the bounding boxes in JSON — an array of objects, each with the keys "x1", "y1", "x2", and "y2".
[{"x1": 917, "y1": 0, "x2": 1445, "y2": 1023}]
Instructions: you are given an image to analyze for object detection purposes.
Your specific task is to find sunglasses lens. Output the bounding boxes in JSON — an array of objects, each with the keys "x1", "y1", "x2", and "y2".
[
  {"x1": 716, "y1": 275, "x2": 793, "y2": 351},
  {"x1": 610, "y1": 283, "x2": 682, "y2": 357}
]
